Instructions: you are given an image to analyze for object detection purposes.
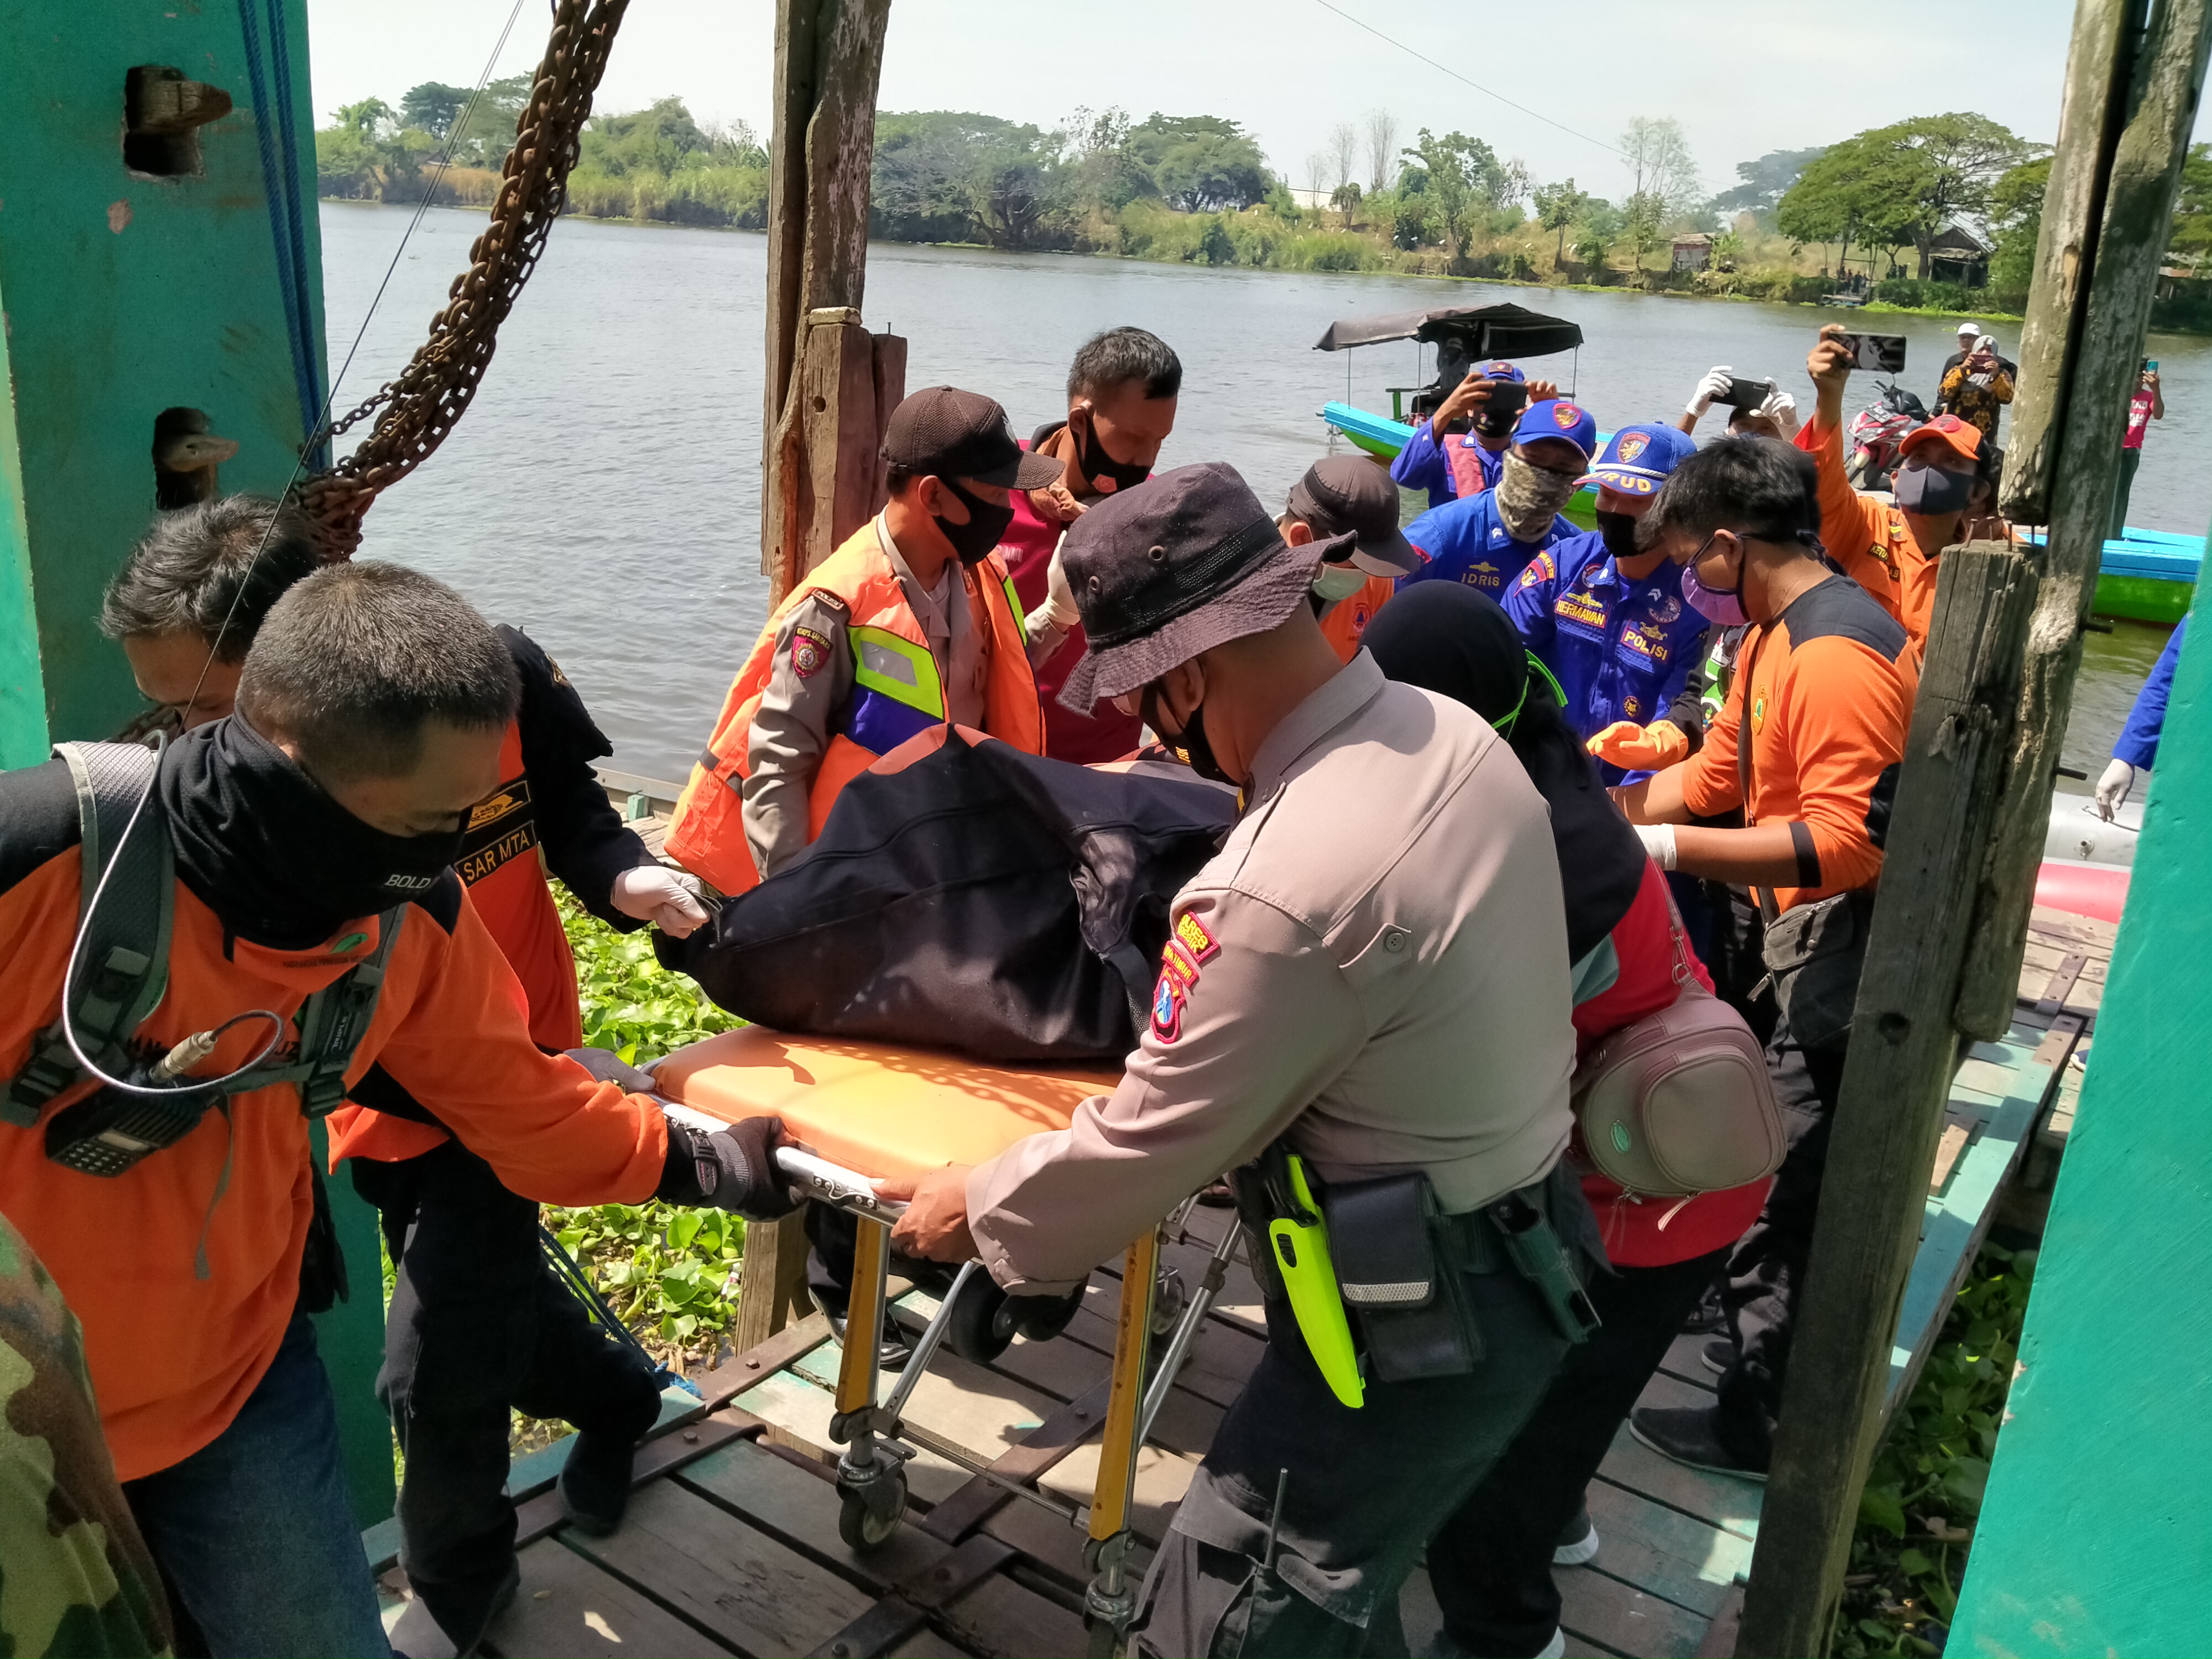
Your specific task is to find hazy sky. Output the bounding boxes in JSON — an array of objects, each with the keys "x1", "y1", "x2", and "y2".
[{"x1": 306, "y1": 0, "x2": 2198, "y2": 199}]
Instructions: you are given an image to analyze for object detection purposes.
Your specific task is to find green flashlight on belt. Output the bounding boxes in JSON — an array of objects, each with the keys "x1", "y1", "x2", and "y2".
[{"x1": 1266, "y1": 1152, "x2": 1364, "y2": 1410}]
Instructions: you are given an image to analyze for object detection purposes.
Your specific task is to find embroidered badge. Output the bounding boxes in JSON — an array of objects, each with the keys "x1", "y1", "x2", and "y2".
[
  {"x1": 1553, "y1": 400, "x2": 1586, "y2": 431},
  {"x1": 1624, "y1": 697, "x2": 1641, "y2": 717},
  {"x1": 790, "y1": 625, "x2": 832, "y2": 679},
  {"x1": 1152, "y1": 914, "x2": 1222, "y2": 1042},
  {"x1": 1648, "y1": 593, "x2": 1682, "y2": 624},
  {"x1": 1616, "y1": 431, "x2": 1649, "y2": 463},
  {"x1": 1751, "y1": 688, "x2": 1768, "y2": 733},
  {"x1": 329, "y1": 931, "x2": 368, "y2": 957},
  {"x1": 547, "y1": 655, "x2": 573, "y2": 688}
]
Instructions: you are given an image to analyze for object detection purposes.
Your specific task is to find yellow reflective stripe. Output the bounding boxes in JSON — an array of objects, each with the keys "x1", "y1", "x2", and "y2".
[
  {"x1": 848, "y1": 625, "x2": 944, "y2": 718},
  {"x1": 999, "y1": 572, "x2": 1022, "y2": 623}
]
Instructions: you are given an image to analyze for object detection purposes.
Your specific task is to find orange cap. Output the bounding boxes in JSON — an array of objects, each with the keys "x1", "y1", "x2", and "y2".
[{"x1": 1899, "y1": 413, "x2": 1981, "y2": 465}]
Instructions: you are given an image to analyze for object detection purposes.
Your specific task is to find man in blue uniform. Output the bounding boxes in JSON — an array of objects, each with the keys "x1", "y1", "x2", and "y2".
[
  {"x1": 1505, "y1": 424, "x2": 1707, "y2": 784},
  {"x1": 2096, "y1": 615, "x2": 2189, "y2": 819},
  {"x1": 1390, "y1": 361, "x2": 1562, "y2": 510},
  {"x1": 1400, "y1": 399, "x2": 1599, "y2": 600}
]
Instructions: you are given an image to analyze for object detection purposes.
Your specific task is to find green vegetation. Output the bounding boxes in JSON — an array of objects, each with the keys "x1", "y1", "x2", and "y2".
[
  {"x1": 316, "y1": 77, "x2": 2212, "y2": 328},
  {"x1": 1835, "y1": 1241, "x2": 2037, "y2": 1658},
  {"x1": 539, "y1": 894, "x2": 748, "y2": 1372}
]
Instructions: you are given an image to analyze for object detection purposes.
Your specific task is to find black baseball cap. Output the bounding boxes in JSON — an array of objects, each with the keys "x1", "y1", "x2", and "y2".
[
  {"x1": 1285, "y1": 456, "x2": 1420, "y2": 578},
  {"x1": 1057, "y1": 462, "x2": 1339, "y2": 710},
  {"x1": 883, "y1": 387, "x2": 1065, "y2": 489}
]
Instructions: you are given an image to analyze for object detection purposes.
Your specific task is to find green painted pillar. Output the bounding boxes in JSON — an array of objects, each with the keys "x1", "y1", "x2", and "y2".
[
  {"x1": 1949, "y1": 580, "x2": 2210, "y2": 1654},
  {"x1": 0, "y1": 4, "x2": 395, "y2": 1530},
  {"x1": 0, "y1": 0, "x2": 327, "y2": 760}
]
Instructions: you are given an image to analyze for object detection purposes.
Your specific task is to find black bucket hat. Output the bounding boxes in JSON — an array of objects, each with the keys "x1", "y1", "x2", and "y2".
[{"x1": 1057, "y1": 462, "x2": 1343, "y2": 711}]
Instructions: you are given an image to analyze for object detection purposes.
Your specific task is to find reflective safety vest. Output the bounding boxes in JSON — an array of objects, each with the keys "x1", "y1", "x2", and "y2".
[{"x1": 664, "y1": 521, "x2": 1045, "y2": 895}]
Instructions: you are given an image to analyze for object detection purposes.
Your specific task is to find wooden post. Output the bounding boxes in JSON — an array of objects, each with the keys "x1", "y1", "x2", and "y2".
[
  {"x1": 733, "y1": 1209, "x2": 812, "y2": 1353},
  {"x1": 1736, "y1": 2, "x2": 2212, "y2": 1648},
  {"x1": 1734, "y1": 546, "x2": 2038, "y2": 1656},
  {"x1": 760, "y1": 0, "x2": 895, "y2": 603},
  {"x1": 1957, "y1": 0, "x2": 2212, "y2": 1037}
]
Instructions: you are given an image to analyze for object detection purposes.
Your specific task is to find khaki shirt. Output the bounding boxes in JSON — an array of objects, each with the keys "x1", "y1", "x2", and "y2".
[
  {"x1": 966, "y1": 652, "x2": 1578, "y2": 1293},
  {"x1": 742, "y1": 516, "x2": 992, "y2": 878}
]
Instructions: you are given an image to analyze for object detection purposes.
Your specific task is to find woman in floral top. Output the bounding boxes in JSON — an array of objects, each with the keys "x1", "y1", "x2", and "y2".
[{"x1": 1937, "y1": 335, "x2": 2016, "y2": 441}]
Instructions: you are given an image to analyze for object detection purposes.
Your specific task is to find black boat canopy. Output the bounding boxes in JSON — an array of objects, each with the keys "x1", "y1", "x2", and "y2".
[{"x1": 1313, "y1": 301, "x2": 1583, "y2": 358}]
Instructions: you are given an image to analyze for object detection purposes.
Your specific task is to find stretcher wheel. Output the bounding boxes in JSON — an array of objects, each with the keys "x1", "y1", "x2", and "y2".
[
  {"x1": 943, "y1": 1272, "x2": 1018, "y2": 1364},
  {"x1": 837, "y1": 1466, "x2": 907, "y2": 1551}
]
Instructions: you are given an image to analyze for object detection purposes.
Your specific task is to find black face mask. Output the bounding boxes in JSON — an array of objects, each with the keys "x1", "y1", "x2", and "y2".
[
  {"x1": 1142, "y1": 684, "x2": 1233, "y2": 786},
  {"x1": 1075, "y1": 414, "x2": 1152, "y2": 493},
  {"x1": 158, "y1": 715, "x2": 469, "y2": 950},
  {"x1": 935, "y1": 478, "x2": 1015, "y2": 567},
  {"x1": 1595, "y1": 509, "x2": 1642, "y2": 562}
]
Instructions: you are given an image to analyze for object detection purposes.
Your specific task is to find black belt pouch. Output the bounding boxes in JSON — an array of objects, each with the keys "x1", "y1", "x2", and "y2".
[{"x1": 1324, "y1": 1172, "x2": 1481, "y2": 1384}]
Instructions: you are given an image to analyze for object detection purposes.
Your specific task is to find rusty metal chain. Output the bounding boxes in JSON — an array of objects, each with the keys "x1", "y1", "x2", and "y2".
[{"x1": 297, "y1": 0, "x2": 629, "y2": 559}]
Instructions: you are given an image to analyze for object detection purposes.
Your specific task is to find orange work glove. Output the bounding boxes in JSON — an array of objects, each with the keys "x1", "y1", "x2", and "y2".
[{"x1": 1586, "y1": 719, "x2": 1690, "y2": 769}]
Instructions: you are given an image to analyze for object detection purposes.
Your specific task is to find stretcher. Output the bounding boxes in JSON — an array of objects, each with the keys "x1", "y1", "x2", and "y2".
[{"x1": 650, "y1": 1027, "x2": 1244, "y2": 1646}]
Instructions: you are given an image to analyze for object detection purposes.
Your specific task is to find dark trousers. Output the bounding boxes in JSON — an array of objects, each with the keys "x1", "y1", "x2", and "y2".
[
  {"x1": 1137, "y1": 1261, "x2": 1572, "y2": 1656},
  {"x1": 805, "y1": 1199, "x2": 956, "y2": 1318},
  {"x1": 352, "y1": 1142, "x2": 661, "y2": 1632},
  {"x1": 1427, "y1": 1248, "x2": 1731, "y2": 1657},
  {"x1": 125, "y1": 1312, "x2": 392, "y2": 1658},
  {"x1": 2111, "y1": 445, "x2": 2143, "y2": 541},
  {"x1": 1710, "y1": 1014, "x2": 1850, "y2": 1469}
]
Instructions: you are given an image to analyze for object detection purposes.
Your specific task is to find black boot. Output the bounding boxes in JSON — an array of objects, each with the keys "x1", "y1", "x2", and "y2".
[{"x1": 415, "y1": 1558, "x2": 520, "y2": 1656}]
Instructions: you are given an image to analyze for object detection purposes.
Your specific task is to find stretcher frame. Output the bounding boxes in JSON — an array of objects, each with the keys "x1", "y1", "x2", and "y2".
[{"x1": 659, "y1": 1105, "x2": 1242, "y2": 1651}]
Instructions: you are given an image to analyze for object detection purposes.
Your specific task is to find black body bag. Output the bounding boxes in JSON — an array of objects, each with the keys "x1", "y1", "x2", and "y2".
[{"x1": 657, "y1": 731, "x2": 1237, "y2": 1062}]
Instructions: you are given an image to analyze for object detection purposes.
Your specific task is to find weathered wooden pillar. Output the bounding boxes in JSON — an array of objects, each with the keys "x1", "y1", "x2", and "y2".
[
  {"x1": 1959, "y1": 0, "x2": 2212, "y2": 1032},
  {"x1": 760, "y1": 0, "x2": 902, "y2": 605},
  {"x1": 1735, "y1": 1, "x2": 2212, "y2": 1650}
]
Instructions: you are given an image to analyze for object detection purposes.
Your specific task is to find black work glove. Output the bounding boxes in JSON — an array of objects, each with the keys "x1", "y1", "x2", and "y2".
[
  {"x1": 656, "y1": 1114, "x2": 799, "y2": 1219},
  {"x1": 564, "y1": 1046, "x2": 665, "y2": 1095}
]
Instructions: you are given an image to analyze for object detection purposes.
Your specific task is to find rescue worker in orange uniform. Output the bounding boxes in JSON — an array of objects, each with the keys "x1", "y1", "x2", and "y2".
[
  {"x1": 1798, "y1": 324, "x2": 2003, "y2": 649},
  {"x1": 1277, "y1": 455, "x2": 1421, "y2": 661},
  {"x1": 97, "y1": 497, "x2": 721, "y2": 1650},
  {"x1": 9, "y1": 558, "x2": 791, "y2": 1659},
  {"x1": 664, "y1": 387, "x2": 1060, "y2": 898}
]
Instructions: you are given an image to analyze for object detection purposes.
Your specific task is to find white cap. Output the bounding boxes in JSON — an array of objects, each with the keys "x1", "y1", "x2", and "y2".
[{"x1": 1957, "y1": 321, "x2": 1982, "y2": 337}]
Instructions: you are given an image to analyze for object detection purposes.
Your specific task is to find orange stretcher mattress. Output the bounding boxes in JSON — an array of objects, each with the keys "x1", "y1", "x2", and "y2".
[{"x1": 654, "y1": 1029, "x2": 1121, "y2": 1181}]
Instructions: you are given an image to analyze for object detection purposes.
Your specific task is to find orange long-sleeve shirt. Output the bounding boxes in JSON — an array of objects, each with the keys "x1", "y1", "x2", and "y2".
[
  {"x1": 1796, "y1": 412, "x2": 1936, "y2": 645},
  {"x1": 1678, "y1": 576, "x2": 1918, "y2": 913},
  {"x1": 0, "y1": 770, "x2": 669, "y2": 1482}
]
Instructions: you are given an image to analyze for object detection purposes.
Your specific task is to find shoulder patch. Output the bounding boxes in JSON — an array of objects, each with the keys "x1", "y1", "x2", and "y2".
[
  {"x1": 790, "y1": 625, "x2": 834, "y2": 679},
  {"x1": 810, "y1": 589, "x2": 853, "y2": 619},
  {"x1": 1151, "y1": 912, "x2": 1222, "y2": 1043}
]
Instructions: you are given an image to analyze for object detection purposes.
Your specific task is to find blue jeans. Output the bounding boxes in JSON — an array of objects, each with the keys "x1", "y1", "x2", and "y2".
[{"x1": 124, "y1": 1311, "x2": 392, "y2": 1658}]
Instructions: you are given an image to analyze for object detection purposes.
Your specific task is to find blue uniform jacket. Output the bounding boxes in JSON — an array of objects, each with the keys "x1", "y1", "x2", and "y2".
[
  {"x1": 2114, "y1": 616, "x2": 2188, "y2": 769},
  {"x1": 1504, "y1": 530, "x2": 1707, "y2": 782},
  {"x1": 1400, "y1": 489, "x2": 1577, "y2": 601},
  {"x1": 1390, "y1": 422, "x2": 1504, "y2": 512}
]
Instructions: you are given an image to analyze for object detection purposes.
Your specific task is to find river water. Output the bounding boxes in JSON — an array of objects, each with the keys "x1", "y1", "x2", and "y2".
[{"x1": 321, "y1": 202, "x2": 2196, "y2": 786}]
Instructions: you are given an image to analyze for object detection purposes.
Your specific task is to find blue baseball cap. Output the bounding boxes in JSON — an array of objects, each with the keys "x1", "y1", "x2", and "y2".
[
  {"x1": 1589, "y1": 423, "x2": 1696, "y2": 496},
  {"x1": 1512, "y1": 399, "x2": 1599, "y2": 463},
  {"x1": 1478, "y1": 361, "x2": 1525, "y2": 383}
]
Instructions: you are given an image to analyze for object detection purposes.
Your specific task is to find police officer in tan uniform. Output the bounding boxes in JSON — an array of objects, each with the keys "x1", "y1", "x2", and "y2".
[{"x1": 884, "y1": 462, "x2": 1600, "y2": 1657}]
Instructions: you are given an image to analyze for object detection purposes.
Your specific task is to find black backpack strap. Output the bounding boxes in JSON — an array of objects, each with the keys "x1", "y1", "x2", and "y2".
[
  {"x1": 221, "y1": 905, "x2": 408, "y2": 1117},
  {"x1": 3, "y1": 742, "x2": 171, "y2": 1126}
]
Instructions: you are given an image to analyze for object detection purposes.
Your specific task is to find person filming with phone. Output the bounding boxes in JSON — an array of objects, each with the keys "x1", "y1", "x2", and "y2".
[
  {"x1": 1391, "y1": 360, "x2": 1563, "y2": 510},
  {"x1": 2113, "y1": 358, "x2": 2165, "y2": 539},
  {"x1": 1799, "y1": 324, "x2": 2006, "y2": 649}
]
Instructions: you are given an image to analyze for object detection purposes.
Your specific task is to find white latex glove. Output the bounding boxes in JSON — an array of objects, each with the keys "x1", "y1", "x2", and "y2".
[
  {"x1": 2094, "y1": 758, "x2": 2137, "y2": 821},
  {"x1": 1634, "y1": 822, "x2": 1678, "y2": 871},
  {"x1": 611, "y1": 863, "x2": 710, "y2": 937},
  {"x1": 1688, "y1": 366, "x2": 1734, "y2": 418},
  {"x1": 1758, "y1": 385, "x2": 1801, "y2": 438},
  {"x1": 1042, "y1": 531, "x2": 1080, "y2": 630}
]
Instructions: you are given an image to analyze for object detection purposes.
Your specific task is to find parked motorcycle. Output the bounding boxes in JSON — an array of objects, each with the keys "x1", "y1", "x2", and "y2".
[{"x1": 1846, "y1": 380, "x2": 1930, "y2": 491}]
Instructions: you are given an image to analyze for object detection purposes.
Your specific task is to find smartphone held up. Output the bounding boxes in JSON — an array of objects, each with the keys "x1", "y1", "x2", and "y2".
[{"x1": 1835, "y1": 333, "x2": 1908, "y2": 374}]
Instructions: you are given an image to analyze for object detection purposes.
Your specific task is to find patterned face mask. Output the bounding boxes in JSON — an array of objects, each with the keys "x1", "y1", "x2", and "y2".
[{"x1": 1494, "y1": 451, "x2": 1582, "y2": 543}]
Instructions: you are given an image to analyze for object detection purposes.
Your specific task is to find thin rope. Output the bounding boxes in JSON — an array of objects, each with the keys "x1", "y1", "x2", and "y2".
[{"x1": 1312, "y1": 0, "x2": 1629, "y2": 162}]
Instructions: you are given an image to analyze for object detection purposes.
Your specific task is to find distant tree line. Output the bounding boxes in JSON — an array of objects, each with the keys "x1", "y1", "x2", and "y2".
[{"x1": 313, "y1": 86, "x2": 2212, "y2": 323}]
